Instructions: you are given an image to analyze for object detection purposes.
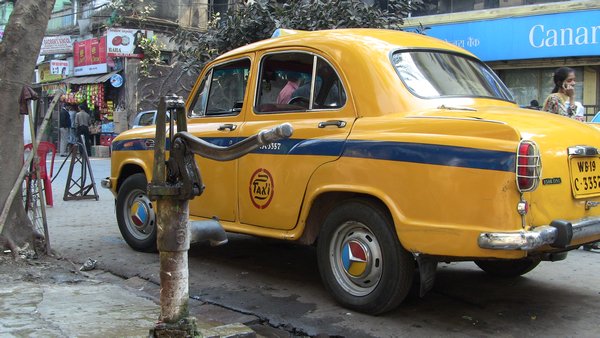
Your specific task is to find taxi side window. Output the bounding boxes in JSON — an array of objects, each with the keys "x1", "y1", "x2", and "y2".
[
  {"x1": 256, "y1": 53, "x2": 346, "y2": 113},
  {"x1": 138, "y1": 112, "x2": 154, "y2": 126},
  {"x1": 314, "y1": 58, "x2": 346, "y2": 109},
  {"x1": 189, "y1": 58, "x2": 250, "y2": 117}
]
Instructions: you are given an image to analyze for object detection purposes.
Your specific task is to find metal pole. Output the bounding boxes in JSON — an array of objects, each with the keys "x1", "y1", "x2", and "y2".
[
  {"x1": 150, "y1": 95, "x2": 199, "y2": 335},
  {"x1": 157, "y1": 198, "x2": 191, "y2": 323}
]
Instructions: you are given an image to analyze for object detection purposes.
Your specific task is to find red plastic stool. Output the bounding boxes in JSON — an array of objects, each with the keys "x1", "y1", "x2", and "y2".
[{"x1": 24, "y1": 142, "x2": 56, "y2": 207}]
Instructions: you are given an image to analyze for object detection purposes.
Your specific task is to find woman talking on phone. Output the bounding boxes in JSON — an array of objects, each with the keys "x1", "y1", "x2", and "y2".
[{"x1": 542, "y1": 67, "x2": 577, "y2": 117}]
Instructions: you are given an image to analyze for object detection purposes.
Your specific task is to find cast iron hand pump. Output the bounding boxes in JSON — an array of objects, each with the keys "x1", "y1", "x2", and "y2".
[{"x1": 148, "y1": 94, "x2": 293, "y2": 336}]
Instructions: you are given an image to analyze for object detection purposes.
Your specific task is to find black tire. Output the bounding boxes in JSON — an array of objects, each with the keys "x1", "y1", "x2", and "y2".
[
  {"x1": 116, "y1": 173, "x2": 157, "y2": 252},
  {"x1": 474, "y1": 258, "x2": 540, "y2": 277},
  {"x1": 317, "y1": 199, "x2": 414, "y2": 315}
]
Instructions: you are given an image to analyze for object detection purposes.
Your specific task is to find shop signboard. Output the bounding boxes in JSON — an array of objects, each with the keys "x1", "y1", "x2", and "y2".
[
  {"x1": 73, "y1": 36, "x2": 108, "y2": 76},
  {"x1": 50, "y1": 60, "x2": 69, "y2": 77},
  {"x1": 107, "y1": 28, "x2": 153, "y2": 58},
  {"x1": 37, "y1": 62, "x2": 64, "y2": 83},
  {"x1": 42, "y1": 83, "x2": 67, "y2": 96},
  {"x1": 40, "y1": 35, "x2": 73, "y2": 55},
  {"x1": 411, "y1": 9, "x2": 600, "y2": 62}
]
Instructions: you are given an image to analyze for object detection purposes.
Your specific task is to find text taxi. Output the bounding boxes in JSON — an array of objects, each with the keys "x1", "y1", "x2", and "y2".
[{"x1": 103, "y1": 29, "x2": 600, "y2": 314}]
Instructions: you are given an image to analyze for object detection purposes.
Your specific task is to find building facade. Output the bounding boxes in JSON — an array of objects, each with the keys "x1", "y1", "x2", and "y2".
[
  {"x1": 1, "y1": 0, "x2": 239, "y2": 154},
  {"x1": 407, "y1": 0, "x2": 600, "y2": 117}
]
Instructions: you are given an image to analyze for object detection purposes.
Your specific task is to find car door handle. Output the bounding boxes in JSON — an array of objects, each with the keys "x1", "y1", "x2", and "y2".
[
  {"x1": 217, "y1": 123, "x2": 237, "y2": 131},
  {"x1": 318, "y1": 120, "x2": 346, "y2": 128}
]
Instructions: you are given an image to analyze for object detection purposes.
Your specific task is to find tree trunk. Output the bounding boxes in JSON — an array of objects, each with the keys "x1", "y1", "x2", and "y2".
[{"x1": 0, "y1": 0, "x2": 57, "y2": 256}]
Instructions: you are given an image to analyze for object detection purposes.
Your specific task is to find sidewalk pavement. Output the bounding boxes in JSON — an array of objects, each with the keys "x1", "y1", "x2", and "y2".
[
  {"x1": 0, "y1": 157, "x2": 295, "y2": 337},
  {"x1": 0, "y1": 253, "x2": 285, "y2": 337}
]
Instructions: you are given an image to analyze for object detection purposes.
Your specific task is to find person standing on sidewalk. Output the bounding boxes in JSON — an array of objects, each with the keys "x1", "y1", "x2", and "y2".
[
  {"x1": 542, "y1": 67, "x2": 576, "y2": 117},
  {"x1": 75, "y1": 104, "x2": 92, "y2": 156},
  {"x1": 68, "y1": 104, "x2": 78, "y2": 145},
  {"x1": 59, "y1": 106, "x2": 71, "y2": 156}
]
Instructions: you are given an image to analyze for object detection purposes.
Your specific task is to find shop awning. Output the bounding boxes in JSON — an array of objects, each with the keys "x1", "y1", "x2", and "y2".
[{"x1": 64, "y1": 71, "x2": 120, "y2": 85}]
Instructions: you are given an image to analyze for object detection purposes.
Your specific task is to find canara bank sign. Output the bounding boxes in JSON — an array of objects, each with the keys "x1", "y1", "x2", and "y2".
[
  {"x1": 529, "y1": 24, "x2": 600, "y2": 48},
  {"x1": 412, "y1": 9, "x2": 600, "y2": 61}
]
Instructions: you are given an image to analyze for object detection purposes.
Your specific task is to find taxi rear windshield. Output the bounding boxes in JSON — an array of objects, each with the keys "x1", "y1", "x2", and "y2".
[{"x1": 392, "y1": 50, "x2": 513, "y2": 101}]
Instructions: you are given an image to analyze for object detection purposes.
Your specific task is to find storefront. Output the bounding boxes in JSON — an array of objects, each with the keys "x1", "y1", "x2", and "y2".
[
  {"x1": 62, "y1": 72, "x2": 119, "y2": 145},
  {"x1": 30, "y1": 36, "x2": 74, "y2": 148},
  {"x1": 59, "y1": 36, "x2": 122, "y2": 155},
  {"x1": 31, "y1": 27, "x2": 155, "y2": 156},
  {"x1": 33, "y1": 61, "x2": 70, "y2": 147},
  {"x1": 406, "y1": 7, "x2": 600, "y2": 118},
  {"x1": 42, "y1": 81, "x2": 68, "y2": 137}
]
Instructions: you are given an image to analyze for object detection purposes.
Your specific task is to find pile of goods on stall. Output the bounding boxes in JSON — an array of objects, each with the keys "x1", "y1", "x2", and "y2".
[{"x1": 60, "y1": 84, "x2": 113, "y2": 121}]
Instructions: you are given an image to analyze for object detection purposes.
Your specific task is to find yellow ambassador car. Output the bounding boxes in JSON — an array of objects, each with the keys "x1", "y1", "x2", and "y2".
[{"x1": 104, "y1": 29, "x2": 600, "y2": 314}]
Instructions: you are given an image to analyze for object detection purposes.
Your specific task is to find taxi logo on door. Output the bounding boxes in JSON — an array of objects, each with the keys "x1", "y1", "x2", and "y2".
[{"x1": 249, "y1": 168, "x2": 274, "y2": 209}]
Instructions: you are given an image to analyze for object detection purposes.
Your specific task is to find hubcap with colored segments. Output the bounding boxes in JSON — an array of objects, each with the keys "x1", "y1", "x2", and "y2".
[
  {"x1": 124, "y1": 188, "x2": 155, "y2": 241},
  {"x1": 330, "y1": 221, "x2": 383, "y2": 296}
]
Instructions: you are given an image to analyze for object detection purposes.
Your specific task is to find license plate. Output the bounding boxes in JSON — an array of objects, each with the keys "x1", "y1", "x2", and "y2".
[{"x1": 570, "y1": 157, "x2": 600, "y2": 198}]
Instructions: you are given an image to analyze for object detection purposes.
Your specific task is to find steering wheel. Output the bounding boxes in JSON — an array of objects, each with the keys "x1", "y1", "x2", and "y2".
[{"x1": 288, "y1": 96, "x2": 310, "y2": 108}]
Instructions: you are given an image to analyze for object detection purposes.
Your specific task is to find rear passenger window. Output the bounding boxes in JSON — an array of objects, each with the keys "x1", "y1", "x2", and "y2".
[
  {"x1": 256, "y1": 52, "x2": 346, "y2": 113},
  {"x1": 189, "y1": 58, "x2": 251, "y2": 117}
]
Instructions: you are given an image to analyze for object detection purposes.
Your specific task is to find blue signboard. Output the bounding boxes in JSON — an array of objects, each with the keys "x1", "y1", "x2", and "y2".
[{"x1": 412, "y1": 9, "x2": 600, "y2": 61}]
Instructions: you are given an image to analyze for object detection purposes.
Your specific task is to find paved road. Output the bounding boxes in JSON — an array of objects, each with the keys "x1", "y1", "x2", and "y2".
[{"x1": 45, "y1": 157, "x2": 600, "y2": 337}]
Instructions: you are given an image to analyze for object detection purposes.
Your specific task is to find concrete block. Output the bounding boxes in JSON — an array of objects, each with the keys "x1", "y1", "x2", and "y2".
[{"x1": 93, "y1": 145, "x2": 110, "y2": 157}]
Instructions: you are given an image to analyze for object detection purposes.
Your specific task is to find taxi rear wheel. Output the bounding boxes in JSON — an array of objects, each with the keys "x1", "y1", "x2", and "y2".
[
  {"x1": 116, "y1": 173, "x2": 157, "y2": 252},
  {"x1": 474, "y1": 258, "x2": 540, "y2": 277},
  {"x1": 317, "y1": 199, "x2": 414, "y2": 315}
]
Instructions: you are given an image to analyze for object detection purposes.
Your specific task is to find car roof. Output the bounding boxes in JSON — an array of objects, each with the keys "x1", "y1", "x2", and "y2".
[
  {"x1": 217, "y1": 28, "x2": 473, "y2": 60},
  {"x1": 211, "y1": 29, "x2": 478, "y2": 117}
]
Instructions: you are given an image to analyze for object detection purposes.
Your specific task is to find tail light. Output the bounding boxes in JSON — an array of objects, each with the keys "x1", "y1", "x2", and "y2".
[{"x1": 516, "y1": 140, "x2": 541, "y2": 192}]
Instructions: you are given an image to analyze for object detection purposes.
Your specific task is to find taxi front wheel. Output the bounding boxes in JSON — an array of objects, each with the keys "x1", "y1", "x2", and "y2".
[
  {"x1": 317, "y1": 199, "x2": 414, "y2": 315},
  {"x1": 116, "y1": 173, "x2": 157, "y2": 252}
]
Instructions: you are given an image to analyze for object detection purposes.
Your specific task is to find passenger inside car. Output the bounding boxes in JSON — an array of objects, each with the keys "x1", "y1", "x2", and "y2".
[
  {"x1": 257, "y1": 53, "x2": 313, "y2": 112},
  {"x1": 276, "y1": 71, "x2": 302, "y2": 104},
  {"x1": 256, "y1": 52, "x2": 346, "y2": 112}
]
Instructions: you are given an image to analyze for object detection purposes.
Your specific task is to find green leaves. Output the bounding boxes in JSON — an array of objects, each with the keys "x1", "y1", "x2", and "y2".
[
  {"x1": 138, "y1": 36, "x2": 164, "y2": 77},
  {"x1": 172, "y1": 0, "x2": 416, "y2": 74},
  {"x1": 108, "y1": 0, "x2": 156, "y2": 26}
]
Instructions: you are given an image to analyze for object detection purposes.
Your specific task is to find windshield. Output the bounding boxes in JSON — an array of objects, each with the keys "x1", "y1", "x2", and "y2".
[{"x1": 392, "y1": 50, "x2": 514, "y2": 101}]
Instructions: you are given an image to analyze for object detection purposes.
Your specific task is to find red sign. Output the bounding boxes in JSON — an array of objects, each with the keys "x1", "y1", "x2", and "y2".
[
  {"x1": 73, "y1": 37, "x2": 107, "y2": 76},
  {"x1": 73, "y1": 37, "x2": 107, "y2": 67}
]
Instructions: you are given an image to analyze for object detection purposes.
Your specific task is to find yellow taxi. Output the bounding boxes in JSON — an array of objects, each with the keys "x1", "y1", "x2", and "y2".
[{"x1": 103, "y1": 29, "x2": 600, "y2": 314}]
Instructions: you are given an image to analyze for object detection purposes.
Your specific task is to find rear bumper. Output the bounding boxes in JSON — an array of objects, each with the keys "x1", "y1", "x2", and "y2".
[{"x1": 478, "y1": 217, "x2": 600, "y2": 250}]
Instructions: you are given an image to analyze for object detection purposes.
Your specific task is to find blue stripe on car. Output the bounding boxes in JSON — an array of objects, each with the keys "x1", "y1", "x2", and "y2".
[
  {"x1": 111, "y1": 139, "x2": 150, "y2": 151},
  {"x1": 112, "y1": 137, "x2": 516, "y2": 172},
  {"x1": 343, "y1": 140, "x2": 515, "y2": 172}
]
